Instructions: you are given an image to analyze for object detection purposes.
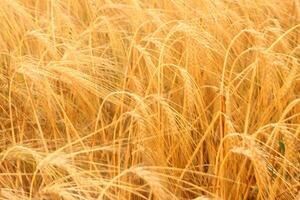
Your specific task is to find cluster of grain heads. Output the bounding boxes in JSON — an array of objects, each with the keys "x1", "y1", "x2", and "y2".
[{"x1": 0, "y1": 0, "x2": 299, "y2": 199}]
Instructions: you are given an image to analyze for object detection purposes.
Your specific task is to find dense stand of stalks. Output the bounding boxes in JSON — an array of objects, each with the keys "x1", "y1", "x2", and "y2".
[{"x1": 0, "y1": 0, "x2": 299, "y2": 199}]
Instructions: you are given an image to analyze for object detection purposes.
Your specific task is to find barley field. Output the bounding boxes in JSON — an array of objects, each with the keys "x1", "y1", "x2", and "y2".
[{"x1": 0, "y1": 0, "x2": 299, "y2": 199}]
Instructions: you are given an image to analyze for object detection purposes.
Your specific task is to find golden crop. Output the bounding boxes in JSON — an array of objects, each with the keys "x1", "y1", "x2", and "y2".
[{"x1": 0, "y1": 0, "x2": 299, "y2": 199}]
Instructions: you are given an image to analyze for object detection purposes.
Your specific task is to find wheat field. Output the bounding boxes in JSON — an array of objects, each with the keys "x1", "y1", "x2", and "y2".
[{"x1": 0, "y1": 0, "x2": 299, "y2": 199}]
